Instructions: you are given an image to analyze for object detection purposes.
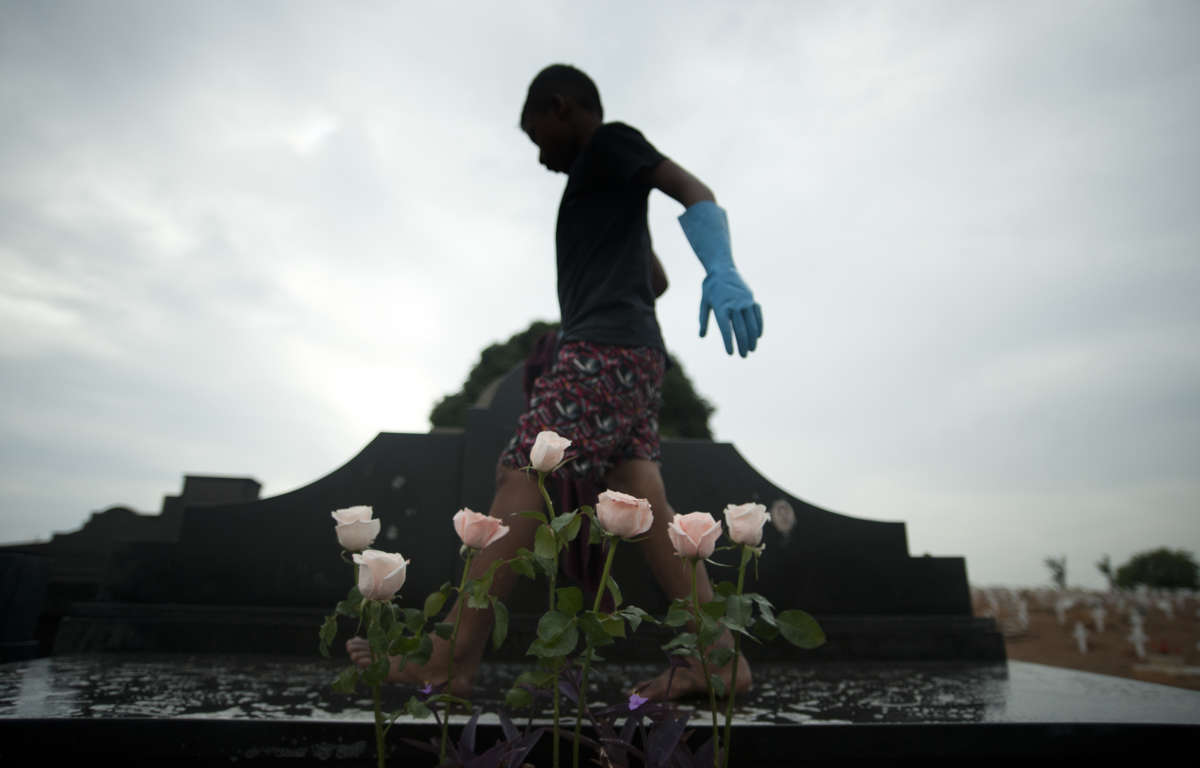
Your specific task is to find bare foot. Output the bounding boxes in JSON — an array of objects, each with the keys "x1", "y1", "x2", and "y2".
[
  {"x1": 634, "y1": 653, "x2": 751, "y2": 701},
  {"x1": 345, "y1": 636, "x2": 475, "y2": 699}
]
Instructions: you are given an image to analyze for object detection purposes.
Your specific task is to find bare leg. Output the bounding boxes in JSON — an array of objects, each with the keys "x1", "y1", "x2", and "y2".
[
  {"x1": 347, "y1": 464, "x2": 543, "y2": 696},
  {"x1": 603, "y1": 459, "x2": 751, "y2": 700}
]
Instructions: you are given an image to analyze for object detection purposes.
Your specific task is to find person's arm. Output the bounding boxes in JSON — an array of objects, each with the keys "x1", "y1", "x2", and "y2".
[
  {"x1": 651, "y1": 250, "x2": 668, "y2": 298},
  {"x1": 646, "y1": 159, "x2": 714, "y2": 208},
  {"x1": 645, "y1": 159, "x2": 763, "y2": 358}
]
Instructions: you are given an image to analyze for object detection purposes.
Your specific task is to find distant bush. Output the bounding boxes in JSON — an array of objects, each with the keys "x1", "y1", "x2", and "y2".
[{"x1": 1114, "y1": 548, "x2": 1198, "y2": 590}]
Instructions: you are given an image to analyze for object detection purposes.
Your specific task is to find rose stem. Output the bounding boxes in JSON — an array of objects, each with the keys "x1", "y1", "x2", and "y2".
[
  {"x1": 354, "y1": 563, "x2": 364, "y2": 636},
  {"x1": 537, "y1": 471, "x2": 561, "y2": 768},
  {"x1": 439, "y1": 548, "x2": 475, "y2": 764},
  {"x1": 573, "y1": 536, "x2": 619, "y2": 768},
  {"x1": 691, "y1": 559, "x2": 720, "y2": 768},
  {"x1": 721, "y1": 545, "x2": 748, "y2": 768},
  {"x1": 372, "y1": 680, "x2": 385, "y2": 768}
]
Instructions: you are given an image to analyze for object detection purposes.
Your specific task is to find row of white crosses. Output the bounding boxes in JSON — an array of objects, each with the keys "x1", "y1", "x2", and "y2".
[{"x1": 971, "y1": 584, "x2": 1199, "y2": 658}]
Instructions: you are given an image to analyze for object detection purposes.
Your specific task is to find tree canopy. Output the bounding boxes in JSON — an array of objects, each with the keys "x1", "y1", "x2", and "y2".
[
  {"x1": 1114, "y1": 548, "x2": 1198, "y2": 590},
  {"x1": 429, "y1": 321, "x2": 715, "y2": 439}
]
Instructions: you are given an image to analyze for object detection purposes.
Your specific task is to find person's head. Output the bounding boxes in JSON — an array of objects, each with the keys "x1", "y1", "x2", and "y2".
[{"x1": 519, "y1": 64, "x2": 603, "y2": 173}]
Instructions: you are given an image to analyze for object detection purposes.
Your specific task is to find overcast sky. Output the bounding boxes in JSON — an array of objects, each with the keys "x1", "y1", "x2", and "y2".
[{"x1": 2, "y1": 1, "x2": 1197, "y2": 590}]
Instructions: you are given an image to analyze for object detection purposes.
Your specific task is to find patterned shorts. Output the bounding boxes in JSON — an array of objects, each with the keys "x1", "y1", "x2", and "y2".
[{"x1": 499, "y1": 340, "x2": 666, "y2": 481}]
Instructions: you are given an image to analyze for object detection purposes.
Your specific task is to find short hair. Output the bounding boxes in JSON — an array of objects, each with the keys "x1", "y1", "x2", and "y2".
[{"x1": 520, "y1": 64, "x2": 603, "y2": 125}]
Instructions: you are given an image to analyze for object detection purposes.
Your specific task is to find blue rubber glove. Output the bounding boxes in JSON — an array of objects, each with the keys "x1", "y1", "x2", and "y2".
[{"x1": 678, "y1": 201, "x2": 763, "y2": 357}]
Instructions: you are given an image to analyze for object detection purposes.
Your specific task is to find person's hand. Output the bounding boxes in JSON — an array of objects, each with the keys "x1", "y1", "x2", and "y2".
[
  {"x1": 700, "y1": 267, "x2": 763, "y2": 357},
  {"x1": 346, "y1": 636, "x2": 372, "y2": 670}
]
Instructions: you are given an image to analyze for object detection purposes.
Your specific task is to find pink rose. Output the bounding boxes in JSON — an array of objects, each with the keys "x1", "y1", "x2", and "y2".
[
  {"x1": 352, "y1": 549, "x2": 409, "y2": 601},
  {"x1": 595, "y1": 490, "x2": 654, "y2": 539},
  {"x1": 530, "y1": 430, "x2": 571, "y2": 472},
  {"x1": 453, "y1": 508, "x2": 510, "y2": 550},
  {"x1": 723, "y1": 502, "x2": 770, "y2": 547},
  {"x1": 667, "y1": 512, "x2": 723, "y2": 560},
  {"x1": 331, "y1": 506, "x2": 381, "y2": 552}
]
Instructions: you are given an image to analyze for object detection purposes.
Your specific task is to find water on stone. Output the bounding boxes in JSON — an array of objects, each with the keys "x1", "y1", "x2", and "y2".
[{"x1": 3, "y1": 655, "x2": 1199, "y2": 726}]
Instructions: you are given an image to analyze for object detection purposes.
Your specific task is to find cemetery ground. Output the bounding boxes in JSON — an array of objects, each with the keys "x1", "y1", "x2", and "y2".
[{"x1": 972, "y1": 586, "x2": 1200, "y2": 691}]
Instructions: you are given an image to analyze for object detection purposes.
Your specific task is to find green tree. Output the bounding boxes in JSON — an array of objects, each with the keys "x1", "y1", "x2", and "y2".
[
  {"x1": 1114, "y1": 548, "x2": 1199, "y2": 590},
  {"x1": 1044, "y1": 555, "x2": 1067, "y2": 590},
  {"x1": 1096, "y1": 554, "x2": 1115, "y2": 590},
  {"x1": 429, "y1": 320, "x2": 715, "y2": 439}
]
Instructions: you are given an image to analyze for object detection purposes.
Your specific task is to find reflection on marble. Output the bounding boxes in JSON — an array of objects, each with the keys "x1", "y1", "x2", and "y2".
[{"x1": 1, "y1": 655, "x2": 1197, "y2": 726}]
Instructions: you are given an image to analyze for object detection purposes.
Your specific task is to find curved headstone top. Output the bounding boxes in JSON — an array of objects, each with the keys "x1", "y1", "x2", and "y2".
[{"x1": 13, "y1": 362, "x2": 997, "y2": 660}]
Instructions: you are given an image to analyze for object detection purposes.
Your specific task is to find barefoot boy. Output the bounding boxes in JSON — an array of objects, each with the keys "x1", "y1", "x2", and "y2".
[{"x1": 349, "y1": 63, "x2": 763, "y2": 700}]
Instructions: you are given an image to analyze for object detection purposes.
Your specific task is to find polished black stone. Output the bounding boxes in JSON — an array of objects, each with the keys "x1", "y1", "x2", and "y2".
[
  {"x1": 2, "y1": 363, "x2": 1002, "y2": 662},
  {"x1": 1, "y1": 655, "x2": 1196, "y2": 764}
]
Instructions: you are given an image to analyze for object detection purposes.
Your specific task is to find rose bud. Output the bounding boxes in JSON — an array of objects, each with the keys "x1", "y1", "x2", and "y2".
[
  {"x1": 529, "y1": 430, "x2": 571, "y2": 473},
  {"x1": 331, "y1": 506, "x2": 381, "y2": 552},
  {"x1": 352, "y1": 549, "x2": 409, "y2": 601},
  {"x1": 723, "y1": 502, "x2": 771, "y2": 547},
  {"x1": 667, "y1": 512, "x2": 723, "y2": 560},
  {"x1": 453, "y1": 508, "x2": 510, "y2": 550},
  {"x1": 595, "y1": 490, "x2": 654, "y2": 539}
]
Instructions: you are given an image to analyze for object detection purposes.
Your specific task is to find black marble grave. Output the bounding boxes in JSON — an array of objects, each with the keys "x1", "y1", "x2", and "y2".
[
  {"x1": 2, "y1": 363, "x2": 1001, "y2": 661},
  {"x1": 1, "y1": 655, "x2": 1197, "y2": 765}
]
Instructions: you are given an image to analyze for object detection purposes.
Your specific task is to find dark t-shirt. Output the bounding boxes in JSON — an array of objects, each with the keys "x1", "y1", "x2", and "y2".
[{"x1": 556, "y1": 122, "x2": 666, "y2": 351}]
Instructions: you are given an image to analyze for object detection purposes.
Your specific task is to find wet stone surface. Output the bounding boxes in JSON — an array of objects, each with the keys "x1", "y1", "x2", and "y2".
[{"x1": 2, "y1": 655, "x2": 1198, "y2": 726}]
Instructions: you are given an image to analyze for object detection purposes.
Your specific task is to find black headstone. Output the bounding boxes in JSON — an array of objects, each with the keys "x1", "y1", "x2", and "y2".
[{"x1": 3, "y1": 363, "x2": 1001, "y2": 661}]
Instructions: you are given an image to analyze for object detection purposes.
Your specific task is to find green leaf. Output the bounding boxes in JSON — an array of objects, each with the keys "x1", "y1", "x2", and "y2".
[
  {"x1": 561, "y1": 512, "x2": 583, "y2": 543},
  {"x1": 714, "y1": 581, "x2": 738, "y2": 598},
  {"x1": 517, "y1": 510, "x2": 546, "y2": 523},
  {"x1": 664, "y1": 604, "x2": 691, "y2": 628},
  {"x1": 377, "y1": 602, "x2": 395, "y2": 632},
  {"x1": 406, "y1": 633, "x2": 434, "y2": 666},
  {"x1": 579, "y1": 613, "x2": 615, "y2": 647},
  {"x1": 662, "y1": 632, "x2": 697, "y2": 654},
  {"x1": 724, "y1": 594, "x2": 754, "y2": 631},
  {"x1": 535, "y1": 524, "x2": 557, "y2": 561},
  {"x1": 405, "y1": 696, "x2": 432, "y2": 719},
  {"x1": 747, "y1": 593, "x2": 777, "y2": 626},
  {"x1": 618, "y1": 605, "x2": 654, "y2": 631},
  {"x1": 557, "y1": 587, "x2": 583, "y2": 617},
  {"x1": 331, "y1": 666, "x2": 358, "y2": 694},
  {"x1": 710, "y1": 674, "x2": 727, "y2": 698},
  {"x1": 708, "y1": 646, "x2": 735, "y2": 668},
  {"x1": 402, "y1": 608, "x2": 425, "y2": 632},
  {"x1": 423, "y1": 590, "x2": 447, "y2": 619},
  {"x1": 600, "y1": 615, "x2": 626, "y2": 638},
  {"x1": 468, "y1": 582, "x2": 491, "y2": 609},
  {"x1": 776, "y1": 609, "x2": 826, "y2": 649},
  {"x1": 363, "y1": 653, "x2": 390, "y2": 686},
  {"x1": 505, "y1": 687, "x2": 533, "y2": 710},
  {"x1": 367, "y1": 618, "x2": 387, "y2": 659},
  {"x1": 587, "y1": 517, "x2": 604, "y2": 546},
  {"x1": 433, "y1": 622, "x2": 453, "y2": 640},
  {"x1": 606, "y1": 574, "x2": 623, "y2": 609},
  {"x1": 318, "y1": 614, "x2": 337, "y2": 658},
  {"x1": 491, "y1": 598, "x2": 509, "y2": 650},
  {"x1": 583, "y1": 647, "x2": 604, "y2": 663},
  {"x1": 388, "y1": 633, "x2": 420, "y2": 657},
  {"x1": 509, "y1": 553, "x2": 536, "y2": 580},
  {"x1": 335, "y1": 596, "x2": 362, "y2": 618},
  {"x1": 536, "y1": 610, "x2": 572, "y2": 643},
  {"x1": 752, "y1": 616, "x2": 779, "y2": 642},
  {"x1": 515, "y1": 668, "x2": 556, "y2": 688},
  {"x1": 698, "y1": 613, "x2": 721, "y2": 648},
  {"x1": 529, "y1": 612, "x2": 578, "y2": 658},
  {"x1": 550, "y1": 510, "x2": 577, "y2": 534},
  {"x1": 700, "y1": 598, "x2": 726, "y2": 619}
]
